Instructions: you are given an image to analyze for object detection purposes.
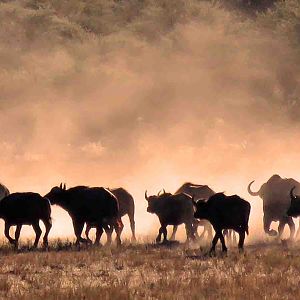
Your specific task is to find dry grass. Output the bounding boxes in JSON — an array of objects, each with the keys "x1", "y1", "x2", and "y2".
[{"x1": 0, "y1": 239, "x2": 298, "y2": 299}]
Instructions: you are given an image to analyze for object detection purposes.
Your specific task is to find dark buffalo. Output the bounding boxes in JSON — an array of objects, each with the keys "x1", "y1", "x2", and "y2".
[
  {"x1": 175, "y1": 183, "x2": 215, "y2": 240},
  {"x1": 175, "y1": 183, "x2": 236, "y2": 243},
  {"x1": 248, "y1": 174, "x2": 300, "y2": 239},
  {"x1": 0, "y1": 192, "x2": 52, "y2": 248},
  {"x1": 85, "y1": 187, "x2": 136, "y2": 242},
  {"x1": 45, "y1": 184, "x2": 121, "y2": 246},
  {"x1": 193, "y1": 193, "x2": 251, "y2": 253},
  {"x1": 145, "y1": 191, "x2": 195, "y2": 243}
]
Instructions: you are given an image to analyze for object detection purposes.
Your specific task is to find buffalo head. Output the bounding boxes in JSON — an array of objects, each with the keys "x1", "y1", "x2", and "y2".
[
  {"x1": 287, "y1": 187, "x2": 300, "y2": 217},
  {"x1": 45, "y1": 183, "x2": 67, "y2": 205},
  {"x1": 248, "y1": 175, "x2": 283, "y2": 197},
  {"x1": 145, "y1": 190, "x2": 160, "y2": 214},
  {"x1": 193, "y1": 199, "x2": 208, "y2": 219},
  {"x1": 145, "y1": 190, "x2": 172, "y2": 214}
]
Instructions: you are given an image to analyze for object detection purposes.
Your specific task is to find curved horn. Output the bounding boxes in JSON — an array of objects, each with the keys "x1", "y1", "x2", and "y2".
[
  {"x1": 163, "y1": 189, "x2": 166, "y2": 194},
  {"x1": 59, "y1": 183, "x2": 63, "y2": 189},
  {"x1": 145, "y1": 190, "x2": 149, "y2": 201},
  {"x1": 290, "y1": 186, "x2": 297, "y2": 200},
  {"x1": 63, "y1": 183, "x2": 66, "y2": 190},
  {"x1": 157, "y1": 189, "x2": 163, "y2": 196},
  {"x1": 247, "y1": 180, "x2": 260, "y2": 196}
]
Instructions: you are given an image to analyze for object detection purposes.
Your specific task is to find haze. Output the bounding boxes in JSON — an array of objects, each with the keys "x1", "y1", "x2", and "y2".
[{"x1": 0, "y1": 0, "x2": 300, "y2": 242}]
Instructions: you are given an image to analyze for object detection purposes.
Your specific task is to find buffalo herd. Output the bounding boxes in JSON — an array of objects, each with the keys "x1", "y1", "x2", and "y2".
[{"x1": 0, "y1": 174, "x2": 299, "y2": 253}]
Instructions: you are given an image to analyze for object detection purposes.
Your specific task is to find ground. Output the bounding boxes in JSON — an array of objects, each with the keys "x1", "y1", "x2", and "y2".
[{"x1": 0, "y1": 239, "x2": 299, "y2": 299}]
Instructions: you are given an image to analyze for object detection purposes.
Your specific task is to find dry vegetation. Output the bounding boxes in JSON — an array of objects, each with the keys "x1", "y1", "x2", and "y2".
[
  {"x1": 1, "y1": 0, "x2": 300, "y2": 298},
  {"x1": 0, "y1": 239, "x2": 298, "y2": 299}
]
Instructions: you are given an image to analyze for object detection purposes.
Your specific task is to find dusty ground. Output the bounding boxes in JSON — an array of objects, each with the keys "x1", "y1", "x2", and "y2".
[{"x1": 0, "y1": 239, "x2": 298, "y2": 299}]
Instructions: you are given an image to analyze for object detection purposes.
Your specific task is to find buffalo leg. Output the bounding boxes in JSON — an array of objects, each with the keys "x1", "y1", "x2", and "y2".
[
  {"x1": 73, "y1": 220, "x2": 86, "y2": 245},
  {"x1": 42, "y1": 219, "x2": 52, "y2": 248},
  {"x1": 210, "y1": 232, "x2": 220, "y2": 253},
  {"x1": 185, "y1": 222, "x2": 194, "y2": 242},
  {"x1": 263, "y1": 215, "x2": 277, "y2": 236},
  {"x1": 278, "y1": 221, "x2": 286, "y2": 239},
  {"x1": 85, "y1": 224, "x2": 93, "y2": 244},
  {"x1": 287, "y1": 217, "x2": 295, "y2": 240},
  {"x1": 114, "y1": 219, "x2": 123, "y2": 247},
  {"x1": 32, "y1": 221, "x2": 42, "y2": 248},
  {"x1": 162, "y1": 226, "x2": 167, "y2": 242},
  {"x1": 156, "y1": 225, "x2": 167, "y2": 243},
  {"x1": 156, "y1": 226, "x2": 163, "y2": 243},
  {"x1": 238, "y1": 230, "x2": 245, "y2": 251},
  {"x1": 4, "y1": 223, "x2": 15, "y2": 245},
  {"x1": 170, "y1": 226, "x2": 178, "y2": 240},
  {"x1": 219, "y1": 231, "x2": 227, "y2": 252},
  {"x1": 128, "y1": 213, "x2": 136, "y2": 242},
  {"x1": 15, "y1": 225, "x2": 22, "y2": 248},
  {"x1": 119, "y1": 219, "x2": 124, "y2": 240},
  {"x1": 105, "y1": 225, "x2": 113, "y2": 246},
  {"x1": 95, "y1": 226, "x2": 104, "y2": 245}
]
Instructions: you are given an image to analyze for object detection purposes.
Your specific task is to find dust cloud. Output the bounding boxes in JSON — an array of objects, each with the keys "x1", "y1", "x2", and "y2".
[{"x1": 0, "y1": 0, "x2": 300, "y2": 242}]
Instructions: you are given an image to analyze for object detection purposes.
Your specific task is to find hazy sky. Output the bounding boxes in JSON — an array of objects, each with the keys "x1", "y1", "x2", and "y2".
[{"x1": 1, "y1": 1, "x2": 300, "y2": 242}]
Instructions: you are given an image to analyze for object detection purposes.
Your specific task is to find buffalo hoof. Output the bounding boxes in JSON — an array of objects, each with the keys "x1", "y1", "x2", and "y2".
[
  {"x1": 43, "y1": 242, "x2": 49, "y2": 250},
  {"x1": 86, "y1": 238, "x2": 93, "y2": 245},
  {"x1": 268, "y1": 230, "x2": 277, "y2": 237},
  {"x1": 80, "y1": 238, "x2": 89, "y2": 244},
  {"x1": 9, "y1": 239, "x2": 16, "y2": 246}
]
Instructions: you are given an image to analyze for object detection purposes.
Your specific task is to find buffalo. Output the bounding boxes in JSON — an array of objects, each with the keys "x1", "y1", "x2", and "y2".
[
  {"x1": 175, "y1": 183, "x2": 215, "y2": 240},
  {"x1": 193, "y1": 193, "x2": 251, "y2": 253},
  {"x1": 45, "y1": 184, "x2": 122, "y2": 246},
  {"x1": 145, "y1": 191, "x2": 195, "y2": 243},
  {"x1": 85, "y1": 187, "x2": 136, "y2": 242},
  {"x1": 175, "y1": 183, "x2": 236, "y2": 243},
  {"x1": 0, "y1": 192, "x2": 52, "y2": 248},
  {"x1": 248, "y1": 174, "x2": 300, "y2": 239}
]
